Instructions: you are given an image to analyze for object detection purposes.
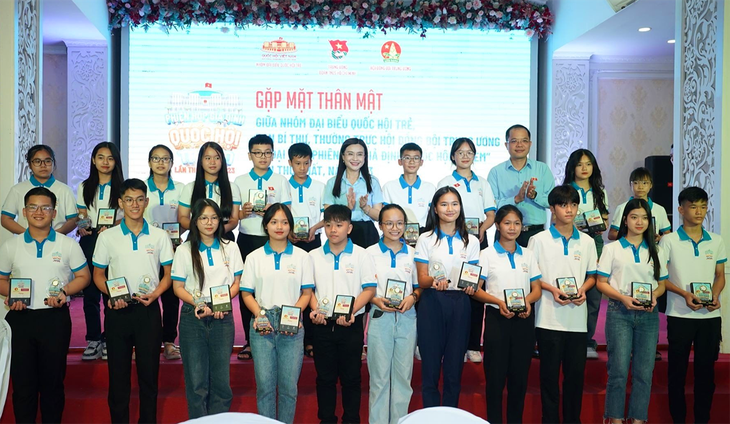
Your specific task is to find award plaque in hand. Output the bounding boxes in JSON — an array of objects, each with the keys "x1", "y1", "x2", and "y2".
[
  {"x1": 457, "y1": 262, "x2": 482, "y2": 290},
  {"x1": 556, "y1": 277, "x2": 579, "y2": 300},
  {"x1": 465, "y1": 218, "x2": 480, "y2": 237},
  {"x1": 690, "y1": 282, "x2": 713, "y2": 307},
  {"x1": 333, "y1": 294, "x2": 355, "y2": 320},
  {"x1": 192, "y1": 289, "x2": 207, "y2": 315},
  {"x1": 631, "y1": 282, "x2": 653, "y2": 308},
  {"x1": 210, "y1": 284, "x2": 232, "y2": 312},
  {"x1": 504, "y1": 288, "x2": 527, "y2": 313},
  {"x1": 162, "y1": 222, "x2": 181, "y2": 246},
  {"x1": 106, "y1": 277, "x2": 132, "y2": 303},
  {"x1": 279, "y1": 305, "x2": 301, "y2": 333},
  {"x1": 249, "y1": 189, "x2": 267, "y2": 213},
  {"x1": 428, "y1": 261, "x2": 448, "y2": 286},
  {"x1": 293, "y1": 217, "x2": 309, "y2": 240},
  {"x1": 317, "y1": 297, "x2": 332, "y2": 319},
  {"x1": 404, "y1": 223, "x2": 419, "y2": 246},
  {"x1": 9, "y1": 278, "x2": 32, "y2": 306},
  {"x1": 96, "y1": 208, "x2": 117, "y2": 229},
  {"x1": 384, "y1": 279, "x2": 407, "y2": 308}
]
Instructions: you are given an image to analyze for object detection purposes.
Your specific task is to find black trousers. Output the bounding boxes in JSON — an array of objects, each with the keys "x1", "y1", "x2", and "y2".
[
  {"x1": 483, "y1": 306, "x2": 535, "y2": 424},
  {"x1": 667, "y1": 316, "x2": 722, "y2": 424},
  {"x1": 536, "y1": 328, "x2": 587, "y2": 424},
  {"x1": 6, "y1": 307, "x2": 72, "y2": 423},
  {"x1": 293, "y1": 237, "x2": 322, "y2": 348},
  {"x1": 105, "y1": 301, "x2": 162, "y2": 423},
  {"x1": 417, "y1": 290, "x2": 471, "y2": 408},
  {"x1": 79, "y1": 232, "x2": 105, "y2": 342},
  {"x1": 349, "y1": 221, "x2": 378, "y2": 249},
  {"x1": 312, "y1": 314, "x2": 365, "y2": 424},
  {"x1": 159, "y1": 266, "x2": 180, "y2": 344},
  {"x1": 236, "y1": 233, "x2": 268, "y2": 347}
]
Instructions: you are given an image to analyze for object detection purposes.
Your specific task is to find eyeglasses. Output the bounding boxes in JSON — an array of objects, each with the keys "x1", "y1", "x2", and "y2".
[
  {"x1": 250, "y1": 151, "x2": 273, "y2": 158},
  {"x1": 198, "y1": 215, "x2": 220, "y2": 223},
  {"x1": 508, "y1": 139, "x2": 531, "y2": 145},
  {"x1": 150, "y1": 156, "x2": 172, "y2": 164},
  {"x1": 122, "y1": 197, "x2": 146, "y2": 205},
  {"x1": 345, "y1": 152, "x2": 365, "y2": 159},
  {"x1": 30, "y1": 158, "x2": 54, "y2": 166},
  {"x1": 382, "y1": 221, "x2": 405, "y2": 229},
  {"x1": 455, "y1": 150, "x2": 475, "y2": 158},
  {"x1": 631, "y1": 181, "x2": 651, "y2": 187},
  {"x1": 25, "y1": 205, "x2": 54, "y2": 214},
  {"x1": 401, "y1": 156, "x2": 421, "y2": 162}
]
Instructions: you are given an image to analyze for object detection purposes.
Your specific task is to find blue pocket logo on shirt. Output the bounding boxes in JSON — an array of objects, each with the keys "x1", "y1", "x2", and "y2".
[{"x1": 705, "y1": 249, "x2": 714, "y2": 260}]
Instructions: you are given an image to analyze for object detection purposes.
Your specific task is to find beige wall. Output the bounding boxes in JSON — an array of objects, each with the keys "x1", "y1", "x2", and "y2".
[
  {"x1": 43, "y1": 52, "x2": 68, "y2": 182},
  {"x1": 596, "y1": 78, "x2": 674, "y2": 211}
]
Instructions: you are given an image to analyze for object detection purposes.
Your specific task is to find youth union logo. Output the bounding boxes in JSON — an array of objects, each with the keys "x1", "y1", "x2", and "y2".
[{"x1": 329, "y1": 40, "x2": 349, "y2": 60}]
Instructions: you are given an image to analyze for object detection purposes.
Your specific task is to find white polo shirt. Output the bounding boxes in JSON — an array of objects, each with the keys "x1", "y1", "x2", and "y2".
[
  {"x1": 659, "y1": 226, "x2": 727, "y2": 319},
  {"x1": 414, "y1": 230, "x2": 480, "y2": 291},
  {"x1": 178, "y1": 180, "x2": 242, "y2": 211},
  {"x1": 143, "y1": 177, "x2": 185, "y2": 228},
  {"x1": 92, "y1": 219, "x2": 174, "y2": 294},
  {"x1": 171, "y1": 238, "x2": 243, "y2": 302},
  {"x1": 528, "y1": 225, "x2": 598, "y2": 332},
  {"x1": 382, "y1": 176, "x2": 436, "y2": 227},
  {"x1": 610, "y1": 197, "x2": 671, "y2": 234},
  {"x1": 597, "y1": 237, "x2": 668, "y2": 296},
  {"x1": 288, "y1": 176, "x2": 325, "y2": 235},
  {"x1": 2, "y1": 175, "x2": 78, "y2": 231},
  {"x1": 366, "y1": 238, "x2": 419, "y2": 299},
  {"x1": 0, "y1": 229, "x2": 86, "y2": 310},
  {"x1": 437, "y1": 171, "x2": 496, "y2": 223},
  {"x1": 241, "y1": 241, "x2": 314, "y2": 309},
  {"x1": 571, "y1": 181, "x2": 608, "y2": 227},
  {"x1": 234, "y1": 168, "x2": 292, "y2": 236},
  {"x1": 309, "y1": 239, "x2": 378, "y2": 317},
  {"x1": 479, "y1": 241, "x2": 542, "y2": 309},
  {"x1": 76, "y1": 181, "x2": 122, "y2": 228}
]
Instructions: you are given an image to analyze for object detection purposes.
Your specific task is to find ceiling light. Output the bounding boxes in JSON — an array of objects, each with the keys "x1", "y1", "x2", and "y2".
[
  {"x1": 638, "y1": 27, "x2": 652, "y2": 32},
  {"x1": 667, "y1": 39, "x2": 676, "y2": 44}
]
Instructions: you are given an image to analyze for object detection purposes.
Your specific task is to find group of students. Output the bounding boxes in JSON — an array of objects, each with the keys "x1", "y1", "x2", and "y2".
[{"x1": 0, "y1": 125, "x2": 725, "y2": 424}]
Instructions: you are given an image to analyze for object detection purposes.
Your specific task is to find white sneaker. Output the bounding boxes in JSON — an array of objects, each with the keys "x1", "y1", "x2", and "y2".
[
  {"x1": 587, "y1": 346, "x2": 599, "y2": 359},
  {"x1": 466, "y1": 350, "x2": 482, "y2": 363},
  {"x1": 82, "y1": 341, "x2": 102, "y2": 361},
  {"x1": 414, "y1": 346, "x2": 422, "y2": 361},
  {"x1": 101, "y1": 342, "x2": 108, "y2": 361}
]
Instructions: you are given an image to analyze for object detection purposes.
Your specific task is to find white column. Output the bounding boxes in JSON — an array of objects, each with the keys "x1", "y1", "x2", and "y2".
[
  {"x1": 674, "y1": 0, "x2": 729, "y2": 352},
  {"x1": 64, "y1": 40, "x2": 108, "y2": 192},
  {"x1": 550, "y1": 56, "x2": 591, "y2": 184},
  {"x1": 0, "y1": 0, "x2": 42, "y2": 314}
]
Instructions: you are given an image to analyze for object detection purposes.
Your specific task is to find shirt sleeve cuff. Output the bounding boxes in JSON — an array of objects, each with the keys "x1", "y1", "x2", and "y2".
[
  {"x1": 171, "y1": 276, "x2": 186, "y2": 282},
  {"x1": 586, "y1": 270, "x2": 598, "y2": 275},
  {"x1": 1, "y1": 211, "x2": 16, "y2": 219},
  {"x1": 92, "y1": 261, "x2": 108, "y2": 269},
  {"x1": 240, "y1": 287, "x2": 254, "y2": 293},
  {"x1": 71, "y1": 263, "x2": 86, "y2": 273},
  {"x1": 233, "y1": 201, "x2": 242, "y2": 206},
  {"x1": 610, "y1": 225, "x2": 620, "y2": 231},
  {"x1": 179, "y1": 201, "x2": 190, "y2": 208},
  {"x1": 717, "y1": 258, "x2": 727, "y2": 264},
  {"x1": 234, "y1": 270, "x2": 243, "y2": 276},
  {"x1": 530, "y1": 274, "x2": 543, "y2": 282},
  {"x1": 0, "y1": 271, "x2": 10, "y2": 276},
  {"x1": 161, "y1": 260, "x2": 173, "y2": 266},
  {"x1": 659, "y1": 275, "x2": 669, "y2": 281},
  {"x1": 660, "y1": 226, "x2": 671, "y2": 233},
  {"x1": 301, "y1": 284, "x2": 315, "y2": 290},
  {"x1": 484, "y1": 207, "x2": 496, "y2": 213},
  {"x1": 597, "y1": 270, "x2": 610, "y2": 278},
  {"x1": 361, "y1": 282, "x2": 378, "y2": 288},
  {"x1": 414, "y1": 258, "x2": 428, "y2": 264}
]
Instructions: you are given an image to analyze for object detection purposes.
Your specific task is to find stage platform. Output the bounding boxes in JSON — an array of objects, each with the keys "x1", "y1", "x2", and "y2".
[{"x1": 1, "y1": 350, "x2": 728, "y2": 423}]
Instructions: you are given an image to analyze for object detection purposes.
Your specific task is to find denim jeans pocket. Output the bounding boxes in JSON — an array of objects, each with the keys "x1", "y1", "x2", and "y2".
[
  {"x1": 607, "y1": 298, "x2": 621, "y2": 312},
  {"x1": 181, "y1": 303, "x2": 195, "y2": 316}
]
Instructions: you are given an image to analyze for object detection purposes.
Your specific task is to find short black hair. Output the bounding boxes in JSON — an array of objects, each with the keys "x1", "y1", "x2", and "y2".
[
  {"x1": 400, "y1": 143, "x2": 423, "y2": 157},
  {"x1": 548, "y1": 185, "x2": 580, "y2": 207},
  {"x1": 288, "y1": 143, "x2": 312, "y2": 161},
  {"x1": 629, "y1": 167, "x2": 653, "y2": 183},
  {"x1": 120, "y1": 178, "x2": 148, "y2": 198},
  {"x1": 249, "y1": 134, "x2": 274, "y2": 151},
  {"x1": 678, "y1": 186, "x2": 708, "y2": 205},
  {"x1": 24, "y1": 186, "x2": 57, "y2": 208},
  {"x1": 505, "y1": 124, "x2": 531, "y2": 142},
  {"x1": 324, "y1": 204, "x2": 351, "y2": 224},
  {"x1": 449, "y1": 138, "x2": 476, "y2": 166}
]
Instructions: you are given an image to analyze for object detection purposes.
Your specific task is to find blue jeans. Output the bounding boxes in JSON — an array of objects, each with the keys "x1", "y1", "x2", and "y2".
[
  {"x1": 249, "y1": 307, "x2": 304, "y2": 424},
  {"x1": 178, "y1": 303, "x2": 235, "y2": 419},
  {"x1": 367, "y1": 305, "x2": 417, "y2": 424},
  {"x1": 604, "y1": 299, "x2": 659, "y2": 421}
]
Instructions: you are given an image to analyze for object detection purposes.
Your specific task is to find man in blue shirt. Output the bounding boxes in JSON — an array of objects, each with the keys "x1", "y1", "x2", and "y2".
[{"x1": 488, "y1": 124, "x2": 555, "y2": 247}]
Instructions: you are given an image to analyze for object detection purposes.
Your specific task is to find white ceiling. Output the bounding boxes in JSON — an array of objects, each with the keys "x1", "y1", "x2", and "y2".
[
  {"x1": 556, "y1": 0, "x2": 676, "y2": 59},
  {"x1": 43, "y1": 0, "x2": 106, "y2": 48}
]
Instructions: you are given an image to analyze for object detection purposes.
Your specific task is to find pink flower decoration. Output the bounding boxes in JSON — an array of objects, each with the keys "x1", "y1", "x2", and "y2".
[
  {"x1": 343, "y1": 5, "x2": 353, "y2": 15},
  {"x1": 290, "y1": 3, "x2": 300, "y2": 12}
]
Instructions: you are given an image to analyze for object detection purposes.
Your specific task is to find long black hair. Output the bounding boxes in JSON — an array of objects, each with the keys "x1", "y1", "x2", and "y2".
[
  {"x1": 562, "y1": 149, "x2": 608, "y2": 216},
  {"x1": 192, "y1": 142, "x2": 233, "y2": 220},
  {"x1": 617, "y1": 198, "x2": 661, "y2": 281},
  {"x1": 147, "y1": 144, "x2": 174, "y2": 178},
  {"x1": 82, "y1": 142, "x2": 124, "y2": 210},
  {"x1": 332, "y1": 138, "x2": 374, "y2": 198},
  {"x1": 424, "y1": 186, "x2": 469, "y2": 247},
  {"x1": 262, "y1": 203, "x2": 294, "y2": 237},
  {"x1": 188, "y1": 198, "x2": 228, "y2": 290},
  {"x1": 494, "y1": 205, "x2": 523, "y2": 242}
]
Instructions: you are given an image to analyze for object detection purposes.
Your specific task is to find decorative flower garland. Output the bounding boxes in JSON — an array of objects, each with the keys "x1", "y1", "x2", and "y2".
[{"x1": 108, "y1": 0, "x2": 552, "y2": 38}]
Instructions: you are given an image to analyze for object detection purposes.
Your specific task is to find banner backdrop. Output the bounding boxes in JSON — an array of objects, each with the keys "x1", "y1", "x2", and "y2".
[{"x1": 127, "y1": 25, "x2": 531, "y2": 185}]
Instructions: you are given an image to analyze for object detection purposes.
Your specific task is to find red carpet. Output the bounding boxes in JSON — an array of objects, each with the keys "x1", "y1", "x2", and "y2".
[{"x1": 1, "y1": 350, "x2": 728, "y2": 423}]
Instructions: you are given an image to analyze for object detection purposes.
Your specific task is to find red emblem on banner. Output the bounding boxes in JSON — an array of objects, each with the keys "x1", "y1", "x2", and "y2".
[
  {"x1": 329, "y1": 40, "x2": 349, "y2": 60},
  {"x1": 381, "y1": 41, "x2": 401, "y2": 63}
]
